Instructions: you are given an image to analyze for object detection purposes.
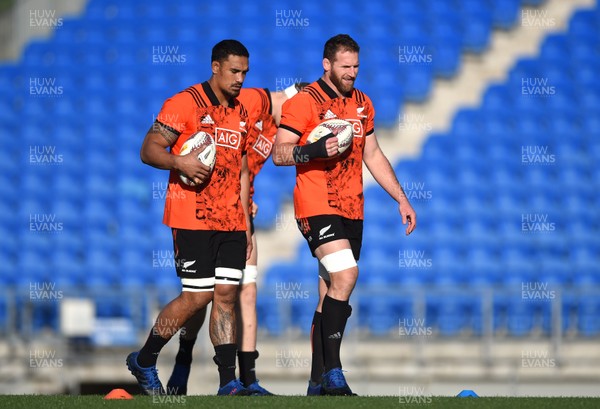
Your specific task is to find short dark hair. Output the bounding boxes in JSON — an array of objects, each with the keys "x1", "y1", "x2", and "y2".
[
  {"x1": 211, "y1": 39, "x2": 249, "y2": 63},
  {"x1": 323, "y1": 34, "x2": 360, "y2": 62}
]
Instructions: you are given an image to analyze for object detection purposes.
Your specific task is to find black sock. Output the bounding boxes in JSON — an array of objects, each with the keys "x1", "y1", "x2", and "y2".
[
  {"x1": 137, "y1": 328, "x2": 170, "y2": 367},
  {"x1": 310, "y1": 311, "x2": 324, "y2": 384},
  {"x1": 321, "y1": 295, "x2": 351, "y2": 372},
  {"x1": 238, "y1": 350, "x2": 258, "y2": 387},
  {"x1": 175, "y1": 337, "x2": 197, "y2": 366},
  {"x1": 213, "y1": 344, "x2": 237, "y2": 387}
]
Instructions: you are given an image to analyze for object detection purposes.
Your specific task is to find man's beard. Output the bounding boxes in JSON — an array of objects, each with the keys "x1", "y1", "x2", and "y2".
[
  {"x1": 330, "y1": 71, "x2": 355, "y2": 95},
  {"x1": 223, "y1": 88, "x2": 240, "y2": 99}
]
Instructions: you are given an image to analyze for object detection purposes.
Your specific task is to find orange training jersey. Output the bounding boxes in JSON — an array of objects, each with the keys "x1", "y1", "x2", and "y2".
[
  {"x1": 279, "y1": 79, "x2": 375, "y2": 220},
  {"x1": 156, "y1": 81, "x2": 250, "y2": 231},
  {"x1": 237, "y1": 88, "x2": 277, "y2": 205}
]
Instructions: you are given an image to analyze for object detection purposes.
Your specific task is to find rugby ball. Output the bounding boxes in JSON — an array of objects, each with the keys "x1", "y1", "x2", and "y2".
[
  {"x1": 178, "y1": 131, "x2": 217, "y2": 186},
  {"x1": 306, "y1": 119, "x2": 354, "y2": 155}
]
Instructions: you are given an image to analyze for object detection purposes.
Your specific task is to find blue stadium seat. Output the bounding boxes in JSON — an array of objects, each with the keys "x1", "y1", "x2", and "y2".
[
  {"x1": 491, "y1": 0, "x2": 520, "y2": 29},
  {"x1": 577, "y1": 295, "x2": 600, "y2": 336},
  {"x1": 541, "y1": 34, "x2": 569, "y2": 62},
  {"x1": 459, "y1": 1, "x2": 492, "y2": 53},
  {"x1": 291, "y1": 286, "x2": 319, "y2": 334},
  {"x1": 483, "y1": 84, "x2": 511, "y2": 111},
  {"x1": 400, "y1": 65, "x2": 433, "y2": 102},
  {"x1": 85, "y1": 249, "x2": 120, "y2": 287},
  {"x1": 465, "y1": 246, "x2": 502, "y2": 286},
  {"x1": 436, "y1": 293, "x2": 472, "y2": 336},
  {"x1": 505, "y1": 295, "x2": 537, "y2": 337},
  {"x1": 431, "y1": 29, "x2": 461, "y2": 77},
  {"x1": 365, "y1": 292, "x2": 407, "y2": 336},
  {"x1": 257, "y1": 296, "x2": 285, "y2": 336}
]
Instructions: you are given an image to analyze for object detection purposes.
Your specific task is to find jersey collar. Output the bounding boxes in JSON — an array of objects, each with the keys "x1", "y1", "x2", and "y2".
[
  {"x1": 202, "y1": 81, "x2": 235, "y2": 108},
  {"x1": 317, "y1": 78, "x2": 353, "y2": 99}
]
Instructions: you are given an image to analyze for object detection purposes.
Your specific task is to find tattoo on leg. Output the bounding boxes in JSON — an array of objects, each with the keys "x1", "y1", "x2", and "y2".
[{"x1": 210, "y1": 303, "x2": 235, "y2": 345}]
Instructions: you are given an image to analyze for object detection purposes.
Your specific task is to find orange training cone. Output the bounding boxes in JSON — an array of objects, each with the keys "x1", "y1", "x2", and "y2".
[{"x1": 104, "y1": 388, "x2": 134, "y2": 400}]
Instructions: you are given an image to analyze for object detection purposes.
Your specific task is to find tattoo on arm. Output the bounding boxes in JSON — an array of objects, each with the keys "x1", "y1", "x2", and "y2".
[
  {"x1": 210, "y1": 303, "x2": 236, "y2": 345},
  {"x1": 150, "y1": 121, "x2": 179, "y2": 145}
]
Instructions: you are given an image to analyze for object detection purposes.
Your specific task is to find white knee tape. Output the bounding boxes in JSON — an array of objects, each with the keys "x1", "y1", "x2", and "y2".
[
  {"x1": 319, "y1": 249, "x2": 357, "y2": 273},
  {"x1": 181, "y1": 277, "x2": 215, "y2": 292},
  {"x1": 215, "y1": 267, "x2": 243, "y2": 285},
  {"x1": 240, "y1": 265, "x2": 258, "y2": 285}
]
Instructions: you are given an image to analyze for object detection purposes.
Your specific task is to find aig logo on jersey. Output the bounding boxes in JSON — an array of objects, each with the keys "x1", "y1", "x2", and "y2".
[
  {"x1": 215, "y1": 127, "x2": 241, "y2": 149},
  {"x1": 253, "y1": 134, "x2": 273, "y2": 159},
  {"x1": 346, "y1": 119, "x2": 364, "y2": 138}
]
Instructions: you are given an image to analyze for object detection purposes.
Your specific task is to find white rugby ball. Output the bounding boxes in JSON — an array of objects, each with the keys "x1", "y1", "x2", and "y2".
[
  {"x1": 178, "y1": 131, "x2": 216, "y2": 186},
  {"x1": 306, "y1": 119, "x2": 354, "y2": 155}
]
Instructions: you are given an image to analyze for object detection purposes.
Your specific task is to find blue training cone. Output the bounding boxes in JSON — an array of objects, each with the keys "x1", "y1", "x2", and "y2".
[{"x1": 457, "y1": 389, "x2": 479, "y2": 397}]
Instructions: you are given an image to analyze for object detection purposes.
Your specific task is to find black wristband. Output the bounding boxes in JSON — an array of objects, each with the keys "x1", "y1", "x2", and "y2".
[{"x1": 292, "y1": 133, "x2": 333, "y2": 164}]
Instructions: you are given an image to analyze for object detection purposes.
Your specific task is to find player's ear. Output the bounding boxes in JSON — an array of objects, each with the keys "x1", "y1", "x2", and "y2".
[
  {"x1": 322, "y1": 58, "x2": 331, "y2": 73},
  {"x1": 211, "y1": 61, "x2": 220, "y2": 75}
]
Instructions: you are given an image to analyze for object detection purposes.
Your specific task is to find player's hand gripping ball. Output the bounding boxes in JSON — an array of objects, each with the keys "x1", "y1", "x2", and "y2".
[
  {"x1": 178, "y1": 131, "x2": 216, "y2": 186},
  {"x1": 306, "y1": 119, "x2": 354, "y2": 155}
]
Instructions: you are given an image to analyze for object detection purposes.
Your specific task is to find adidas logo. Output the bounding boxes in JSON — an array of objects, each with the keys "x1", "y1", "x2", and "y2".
[
  {"x1": 255, "y1": 120, "x2": 263, "y2": 131},
  {"x1": 328, "y1": 332, "x2": 341, "y2": 340},
  {"x1": 201, "y1": 114, "x2": 214, "y2": 124},
  {"x1": 324, "y1": 110, "x2": 337, "y2": 119}
]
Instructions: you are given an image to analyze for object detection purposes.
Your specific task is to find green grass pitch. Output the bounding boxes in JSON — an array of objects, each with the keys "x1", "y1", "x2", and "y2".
[{"x1": 0, "y1": 395, "x2": 598, "y2": 409}]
